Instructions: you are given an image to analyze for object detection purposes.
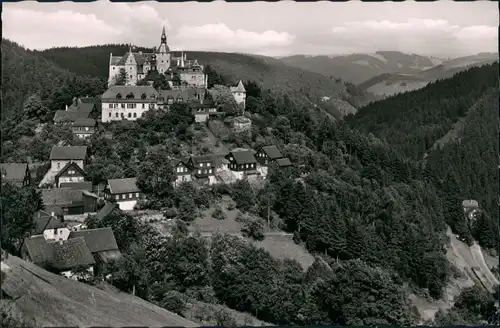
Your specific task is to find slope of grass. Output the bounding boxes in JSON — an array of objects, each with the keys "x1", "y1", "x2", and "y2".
[{"x1": 1, "y1": 255, "x2": 197, "y2": 327}]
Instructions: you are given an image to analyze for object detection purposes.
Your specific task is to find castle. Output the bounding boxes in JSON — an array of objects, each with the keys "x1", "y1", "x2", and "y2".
[{"x1": 108, "y1": 26, "x2": 207, "y2": 88}]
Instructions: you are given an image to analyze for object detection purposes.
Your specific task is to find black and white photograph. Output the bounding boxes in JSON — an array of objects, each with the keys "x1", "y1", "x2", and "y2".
[{"x1": 1, "y1": 0, "x2": 498, "y2": 327}]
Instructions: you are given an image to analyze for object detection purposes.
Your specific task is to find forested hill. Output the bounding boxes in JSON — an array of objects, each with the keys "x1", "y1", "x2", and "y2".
[
  {"x1": 37, "y1": 44, "x2": 374, "y2": 111},
  {"x1": 2, "y1": 40, "x2": 107, "y2": 132},
  {"x1": 346, "y1": 63, "x2": 498, "y2": 159},
  {"x1": 347, "y1": 62, "x2": 499, "y2": 253}
]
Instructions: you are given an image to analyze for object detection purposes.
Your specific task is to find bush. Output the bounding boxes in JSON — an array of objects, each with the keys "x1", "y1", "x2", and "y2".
[
  {"x1": 164, "y1": 207, "x2": 179, "y2": 219},
  {"x1": 241, "y1": 218, "x2": 265, "y2": 241},
  {"x1": 226, "y1": 201, "x2": 236, "y2": 211},
  {"x1": 160, "y1": 291, "x2": 186, "y2": 315},
  {"x1": 212, "y1": 206, "x2": 226, "y2": 220}
]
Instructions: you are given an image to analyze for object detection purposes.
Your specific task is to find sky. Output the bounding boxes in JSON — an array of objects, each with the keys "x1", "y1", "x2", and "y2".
[{"x1": 2, "y1": 0, "x2": 498, "y2": 58}]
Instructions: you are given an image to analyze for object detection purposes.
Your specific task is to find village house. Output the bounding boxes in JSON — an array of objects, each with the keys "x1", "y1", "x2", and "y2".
[
  {"x1": 187, "y1": 155, "x2": 218, "y2": 185},
  {"x1": 230, "y1": 80, "x2": 246, "y2": 111},
  {"x1": 167, "y1": 59, "x2": 207, "y2": 88},
  {"x1": 190, "y1": 99, "x2": 219, "y2": 123},
  {"x1": 101, "y1": 85, "x2": 160, "y2": 122},
  {"x1": 105, "y1": 177, "x2": 143, "y2": 211},
  {"x1": 95, "y1": 202, "x2": 121, "y2": 222},
  {"x1": 33, "y1": 210, "x2": 66, "y2": 235},
  {"x1": 69, "y1": 227, "x2": 121, "y2": 264},
  {"x1": 49, "y1": 146, "x2": 87, "y2": 175},
  {"x1": 72, "y1": 118, "x2": 96, "y2": 138},
  {"x1": 233, "y1": 116, "x2": 252, "y2": 132},
  {"x1": 254, "y1": 145, "x2": 292, "y2": 177},
  {"x1": 20, "y1": 234, "x2": 96, "y2": 279},
  {"x1": 53, "y1": 97, "x2": 97, "y2": 125},
  {"x1": 225, "y1": 148, "x2": 259, "y2": 181},
  {"x1": 0, "y1": 163, "x2": 31, "y2": 187},
  {"x1": 173, "y1": 159, "x2": 193, "y2": 186},
  {"x1": 41, "y1": 188, "x2": 99, "y2": 216},
  {"x1": 54, "y1": 161, "x2": 86, "y2": 187}
]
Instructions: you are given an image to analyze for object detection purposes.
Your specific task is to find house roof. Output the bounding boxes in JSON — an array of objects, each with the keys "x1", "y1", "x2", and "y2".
[
  {"x1": 73, "y1": 118, "x2": 96, "y2": 127},
  {"x1": 276, "y1": 157, "x2": 292, "y2": 167},
  {"x1": 102, "y1": 86, "x2": 159, "y2": 100},
  {"x1": 34, "y1": 210, "x2": 65, "y2": 234},
  {"x1": 59, "y1": 181, "x2": 93, "y2": 192},
  {"x1": 462, "y1": 200, "x2": 479, "y2": 208},
  {"x1": 233, "y1": 116, "x2": 251, "y2": 124},
  {"x1": 0, "y1": 163, "x2": 28, "y2": 182},
  {"x1": 159, "y1": 89, "x2": 191, "y2": 101},
  {"x1": 50, "y1": 146, "x2": 87, "y2": 160},
  {"x1": 96, "y1": 202, "x2": 119, "y2": 221},
  {"x1": 107, "y1": 177, "x2": 139, "y2": 194},
  {"x1": 22, "y1": 235, "x2": 55, "y2": 265},
  {"x1": 41, "y1": 188, "x2": 83, "y2": 206},
  {"x1": 54, "y1": 162, "x2": 86, "y2": 181},
  {"x1": 110, "y1": 55, "x2": 122, "y2": 65},
  {"x1": 50, "y1": 237, "x2": 96, "y2": 271},
  {"x1": 54, "y1": 110, "x2": 90, "y2": 123},
  {"x1": 260, "y1": 145, "x2": 283, "y2": 160},
  {"x1": 68, "y1": 227, "x2": 119, "y2": 253},
  {"x1": 230, "y1": 80, "x2": 246, "y2": 93},
  {"x1": 190, "y1": 155, "x2": 214, "y2": 167},
  {"x1": 228, "y1": 149, "x2": 257, "y2": 165},
  {"x1": 69, "y1": 102, "x2": 95, "y2": 113}
]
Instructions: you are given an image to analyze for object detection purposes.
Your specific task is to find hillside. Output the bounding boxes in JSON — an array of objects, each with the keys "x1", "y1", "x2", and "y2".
[
  {"x1": 280, "y1": 51, "x2": 443, "y2": 84},
  {"x1": 280, "y1": 52, "x2": 498, "y2": 97},
  {"x1": 1, "y1": 254, "x2": 197, "y2": 327},
  {"x1": 36, "y1": 45, "x2": 374, "y2": 113}
]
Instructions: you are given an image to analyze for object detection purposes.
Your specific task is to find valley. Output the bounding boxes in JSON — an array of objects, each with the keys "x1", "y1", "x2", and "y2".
[{"x1": 1, "y1": 32, "x2": 499, "y2": 328}]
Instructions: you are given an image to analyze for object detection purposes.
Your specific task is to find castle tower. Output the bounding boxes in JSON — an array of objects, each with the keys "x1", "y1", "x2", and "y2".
[{"x1": 156, "y1": 26, "x2": 171, "y2": 74}]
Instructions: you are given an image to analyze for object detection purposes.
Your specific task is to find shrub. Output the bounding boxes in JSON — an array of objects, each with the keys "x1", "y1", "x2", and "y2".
[
  {"x1": 160, "y1": 291, "x2": 186, "y2": 315},
  {"x1": 164, "y1": 207, "x2": 179, "y2": 219},
  {"x1": 241, "y1": 218, "x2": 265, "y2": 241},
  {"x1": 212, "y1": 206, "x2": 226, "y2": 220}
]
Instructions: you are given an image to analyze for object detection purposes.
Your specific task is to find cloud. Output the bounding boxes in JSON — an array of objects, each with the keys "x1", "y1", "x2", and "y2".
[
  {"x1": 328, "y1": 18, "x2": 497, "y2": 57},
  {"x1": 172, "y1": 23, "x2": 294, "y2": 55}
]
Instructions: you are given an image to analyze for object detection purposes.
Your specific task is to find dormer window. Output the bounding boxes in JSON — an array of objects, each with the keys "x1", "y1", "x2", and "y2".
[
  {"x1": 141, "y1": 93, "x2": 147, "y2": 100},
  {"x1": 167, "y1": 97, "x2": 174, "y2": 104},
  {"x1": 126, "y1": 92, "x2": 135, "y2": 99},
  {"x1": 116, "y1": 93, "x2": 122, "y2": 99},
  {"x1": 150, "y1": 94, "x2": 156, "y2": 100},
  {"x1": 177, "y1": 97, "x2": 183, "y2": 103}
]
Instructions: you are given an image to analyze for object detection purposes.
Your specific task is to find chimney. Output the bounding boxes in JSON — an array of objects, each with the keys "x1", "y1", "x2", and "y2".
[
  {"x1": 65, "y1": 105, "x2": 68, "y2": 111},
  {"x1": 54, "y1": 229, "x2": 59, "y2": 242},
  {"x1": 51, "y1": 212, "x2": 55, "y2": 217},
  {"x1": 59, "y1": 239, "x2": 63, "y2": 245}
]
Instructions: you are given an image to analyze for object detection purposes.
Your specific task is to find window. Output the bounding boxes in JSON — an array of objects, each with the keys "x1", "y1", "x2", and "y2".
[
  {"x1": 133, "y1": 112, "x2": 137, "y2": 118},
  {"x1": 208, "y1": 168, "x2": 212, "y2": 174},
  {"x1": 150, "y1": 94, "x2": 156, "y2": 100},
  {"x1": 136, "y1": 193, "x2": 139, "y2": 197},
  {"x1": 85, "y1": 127, "x2": 89, "y2": 131},
  {"x1": 121, "y1": 113, "x2": 124, "y2": 118},
  {"x1": 126, "y1": 93, "x2": 134, "y2": 99},
  {"x1": 197, "y1": 169, "x2": 201, "y2": 174},
  {"x1": 121, "y1": 103, "x2": 125, "y2": 109},
  {"x1": 129, "y1": 193, "x2": 132, "y2": 198},
  {"x1": 128, "y1": 113, "x2": 132, "y2": 118},
  {"x1": 130, "y1": 75, "x2": 133, "y2": 79},
  {"x1": 57, "y1": 162, "x2": 60, "y2": 169},
  {"x1": 109, "y1": 112, "x2": 111, "y2": 117},
  {"x1": 141, "y1": 93, "x2": 147, "y2": 100},
  {"x1": 116, "y1": 93, "x2": 122, "y2": 99},
  {"x1": 68, "y1": 170, "x2": 75, "y2": 175},
  {"x1": 142, "y1": 104, "x2": 145, "y2": 109},
  {"x1": 167, "y1": 98, "x2": 174, "y2": 104},
  {"x1": 177, "y1": 97, "x2": 183, "y2": 103},
  {"x1": 121, "y1": 194, "x2": 126, "y2": 199}
]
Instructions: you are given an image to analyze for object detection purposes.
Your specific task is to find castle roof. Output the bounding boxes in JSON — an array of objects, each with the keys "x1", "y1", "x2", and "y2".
[
  {"x1": 230, "y1": 80, "x2": 246, "y2": 93},
  {"x1": 102, "y1": 86, "x2": 159, "y2": 100}
]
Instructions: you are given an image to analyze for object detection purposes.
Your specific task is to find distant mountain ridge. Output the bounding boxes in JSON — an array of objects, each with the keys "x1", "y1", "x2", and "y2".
[{"x1": 279, "y1": 51, "x2": 498, "y2": 97}]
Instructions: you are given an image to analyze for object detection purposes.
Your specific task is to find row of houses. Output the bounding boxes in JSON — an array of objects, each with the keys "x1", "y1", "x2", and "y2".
[
  {"x1": 106, "y1": 145, "x2": 292, "y2": 211},
  {"x1": 20, "y1": 204, "x2": 122, "y2": 280}
]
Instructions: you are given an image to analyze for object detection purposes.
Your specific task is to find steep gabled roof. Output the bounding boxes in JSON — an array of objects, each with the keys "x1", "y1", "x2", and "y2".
[
  {"x1": 110, "y1": 55, "x2": 123, "y2": 65},
  {"x1": 54, "y1": 162, "x2": 86, "y2": 181},
  {"x1": 95, "y1": 202, "x2": 120, "y2": 221},
  {"x1": 228, "y1": 149, "x2": 257, "y2": 165},
  {"x1": 189, "y1": 155, "x2": 214, "y2": 167},
  {"x1": 0, "y1": 163, "x2": 28, "y2": 182},
  {"x1": 34, "y1": 210, "x2": 65, "y2": 234},
  {"x1": 260, "y1": 145, "x2": 283, "y2": 160},
  {"x1": 51, "y1": 237, "x2": 96, "y2": 270},
  {"x1": 68, "y1": 227, "x2": 119, "y2": 253},
  {"x1": 230, "y1": 80, "x2": 246, "y2": 93},
  {"x1": 107, "y1": 177, "x2": 139, "y2": 194},
  {"x1": 50, "y1": 146, "x2": 87, "y2": 160},
  {"x1": 23, "y1": 235, "x2": 54, "y2": 265}
]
